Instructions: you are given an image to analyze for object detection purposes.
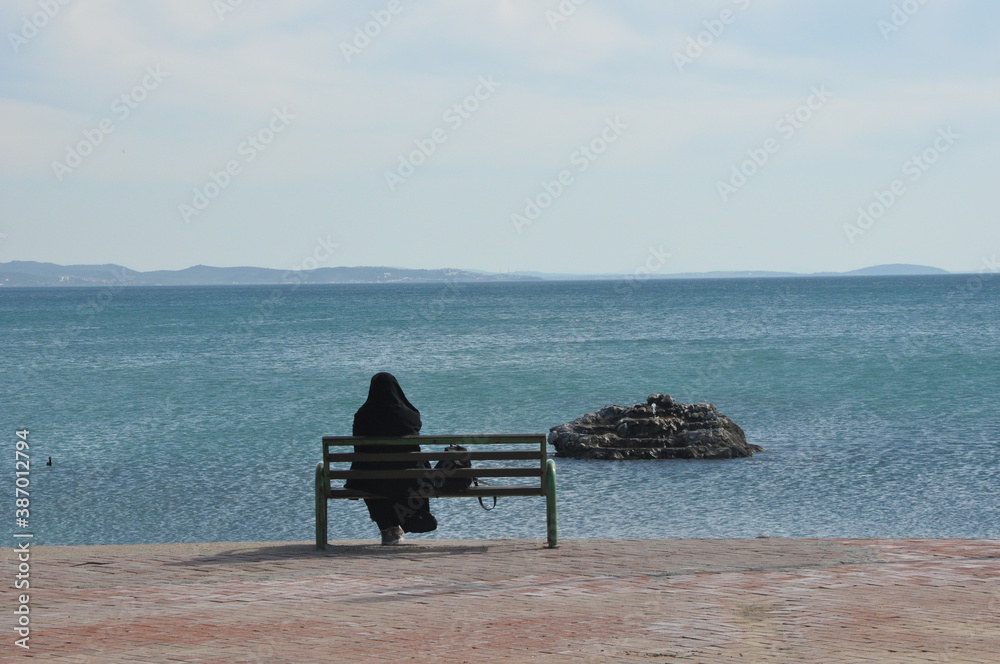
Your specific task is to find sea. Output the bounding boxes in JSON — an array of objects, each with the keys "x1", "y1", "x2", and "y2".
[{"x1": 2, "y1": 274, "x2": 998, "y2": 546}]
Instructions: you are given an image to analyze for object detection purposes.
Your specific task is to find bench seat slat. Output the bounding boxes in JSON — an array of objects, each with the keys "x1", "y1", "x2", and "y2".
[
  {"x1": 328, "y1": 468, "x2": 541, "y2": 480},
  {"x1": 328, "y1": 485, "x2": 545, "y2": 499},
  {"x1": 323, "y1": 434, "x2": 544, "y2": 447},
  {"x1": 325, "y1": 451, "x2": 543, "y2": 462}
]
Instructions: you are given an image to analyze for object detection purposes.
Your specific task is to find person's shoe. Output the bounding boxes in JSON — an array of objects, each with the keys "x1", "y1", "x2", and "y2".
[{"x1": 380, "y1": 526, "x2": 404, "y2": 545}]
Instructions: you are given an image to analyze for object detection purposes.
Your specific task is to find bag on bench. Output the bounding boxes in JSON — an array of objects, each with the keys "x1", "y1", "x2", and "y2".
[
  {"x1": 433, "y1": 445, "x2": 497, "y2": 511},
  {"x1": 433, "y1": 444, "x2": 473, "y2": 491}
]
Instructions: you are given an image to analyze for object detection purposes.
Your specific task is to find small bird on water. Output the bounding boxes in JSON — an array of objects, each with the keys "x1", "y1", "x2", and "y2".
[{"x1": 47, "y1": 457, "x2": 52, "y2": 466}]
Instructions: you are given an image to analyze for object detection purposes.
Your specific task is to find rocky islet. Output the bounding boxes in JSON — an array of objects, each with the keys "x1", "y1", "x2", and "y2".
[{"x1": 548, "y1": 393, "x2": 763, "y2": 460}]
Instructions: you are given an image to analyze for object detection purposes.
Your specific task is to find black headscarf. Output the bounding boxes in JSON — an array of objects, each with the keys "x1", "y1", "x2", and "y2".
[
  {"x1": 352, "y1": 372, "x2": 421, "y2": 437},
  {"x1": 347, "y1": 373, "x2": 423, "y2": 491}
]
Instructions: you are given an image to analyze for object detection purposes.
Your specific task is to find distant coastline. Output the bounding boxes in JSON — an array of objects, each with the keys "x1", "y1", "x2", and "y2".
[{"x1": 0, "y1": 260, "x2": 950, "y2": 287}]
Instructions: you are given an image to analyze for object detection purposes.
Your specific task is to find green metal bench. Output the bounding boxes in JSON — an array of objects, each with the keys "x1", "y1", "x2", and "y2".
[{"x1": 315, "y1": 434, "x2": 557, "y2": 549}]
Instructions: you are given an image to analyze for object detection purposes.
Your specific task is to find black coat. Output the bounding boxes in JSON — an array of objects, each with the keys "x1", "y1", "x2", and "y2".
[{"x1": 346, "y1": 373, "x2": 426, "y2": 493}]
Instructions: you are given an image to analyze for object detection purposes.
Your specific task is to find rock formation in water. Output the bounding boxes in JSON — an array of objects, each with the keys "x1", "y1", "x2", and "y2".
[{"x1": 548, "y1": 393, "x2": 763, "y2": 460}]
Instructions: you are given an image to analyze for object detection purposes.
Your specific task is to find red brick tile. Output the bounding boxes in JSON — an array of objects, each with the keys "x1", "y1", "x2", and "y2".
[{"x1": 2, "y1": 538, "x2": 996, "y2": 663}]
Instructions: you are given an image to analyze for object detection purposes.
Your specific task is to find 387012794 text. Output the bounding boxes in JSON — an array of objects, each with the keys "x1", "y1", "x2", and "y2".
[{"x1": 14, "y1": 428, "x2": 32, "y2": 650}]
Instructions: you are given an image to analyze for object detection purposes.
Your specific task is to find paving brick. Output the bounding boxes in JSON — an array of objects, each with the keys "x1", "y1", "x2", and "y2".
[{"x1": 2, "y1": 538, "x2": 997, "y2": 662}]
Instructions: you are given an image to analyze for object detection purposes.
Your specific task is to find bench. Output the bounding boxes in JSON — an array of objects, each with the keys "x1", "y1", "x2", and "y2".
[{"x1": 315, "y1": 434, "x2": 557, "y2": 549}]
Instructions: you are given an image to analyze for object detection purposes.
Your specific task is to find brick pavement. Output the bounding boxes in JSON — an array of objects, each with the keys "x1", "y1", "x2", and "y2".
[{"x1": 3, "y1": 538, "x2": 998, "y2": 663}]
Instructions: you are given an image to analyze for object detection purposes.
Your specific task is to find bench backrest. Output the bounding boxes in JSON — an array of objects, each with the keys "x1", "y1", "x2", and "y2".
[{"x1": 319, "y1": 434, "x2": 547, "y2": 497}]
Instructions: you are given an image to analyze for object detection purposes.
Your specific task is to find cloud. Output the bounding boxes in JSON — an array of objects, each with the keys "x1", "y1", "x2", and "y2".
[{"x1": 1, "y1": 0, "x2": 997, "y2": 271}]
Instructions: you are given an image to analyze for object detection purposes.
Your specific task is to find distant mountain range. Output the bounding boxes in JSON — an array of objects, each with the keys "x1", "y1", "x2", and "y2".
[
  {"x1": 0, "y1": 261, "x2": 950, "y2": 287},
  {"x1": 0, "y1": 262, "x2": 538, "y2": 287},
  {"x1": 518, "y1": 263, "x2": 951, "y2": 280}
]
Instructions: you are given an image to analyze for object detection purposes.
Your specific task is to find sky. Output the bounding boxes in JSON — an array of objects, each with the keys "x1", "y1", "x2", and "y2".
[{"x1": 1, "y1": 0, "x2": 998, "y2": 275}]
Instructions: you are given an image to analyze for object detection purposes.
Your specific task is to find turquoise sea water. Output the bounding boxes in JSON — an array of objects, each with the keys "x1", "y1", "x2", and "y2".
[{"x1": 2, "y1": 275, "x2": 998, "y2": 545}]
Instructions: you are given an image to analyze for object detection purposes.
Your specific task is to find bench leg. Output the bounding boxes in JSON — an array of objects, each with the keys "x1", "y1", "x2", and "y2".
[
  {"x1": 315, "y1": 462, "x2": 328, "y2": 550},
  {"x1": 544, "y1": 459, "x2": 558, "y2": 548}
]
